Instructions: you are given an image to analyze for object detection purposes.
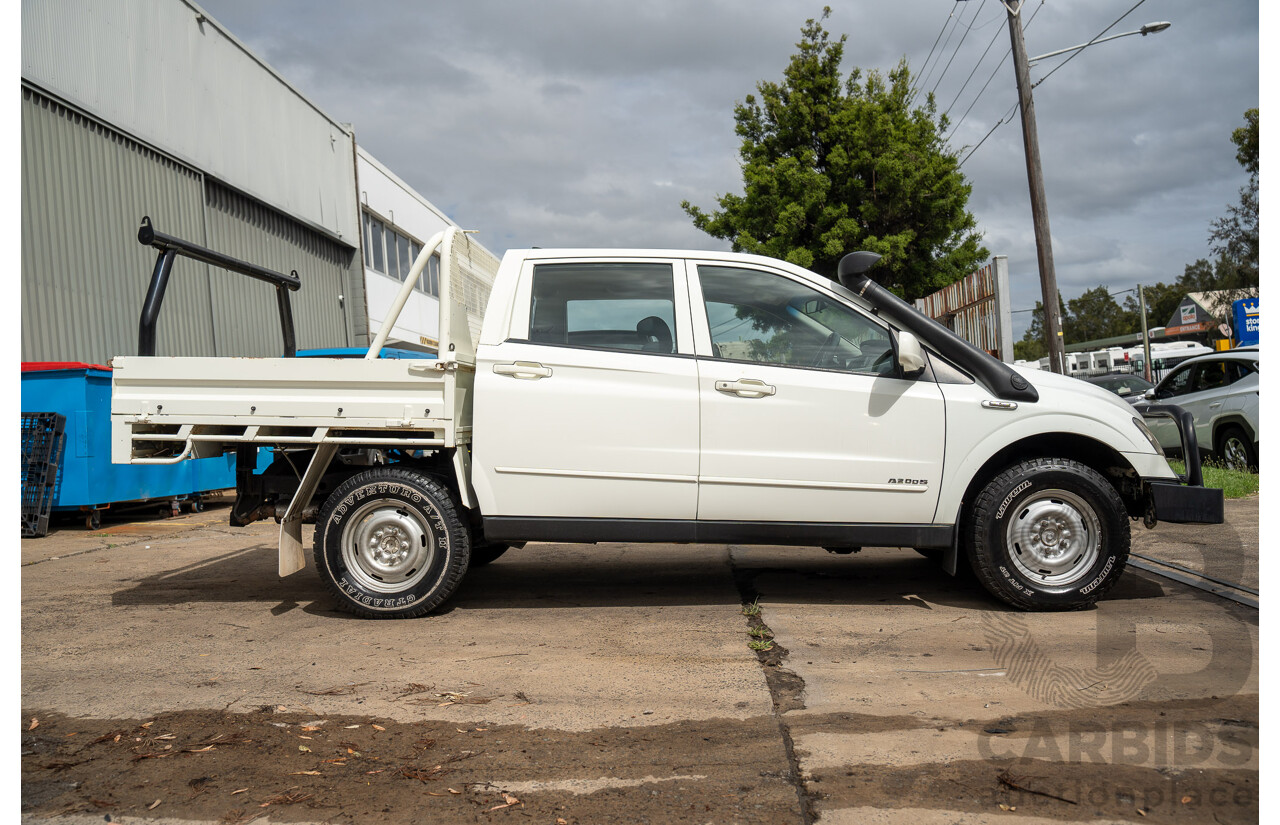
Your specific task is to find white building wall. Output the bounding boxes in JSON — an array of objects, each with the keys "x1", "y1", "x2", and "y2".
[
  {"x1": 358, "y1": 148, "x2": 481, "y2": 351},
  {"x1": 21, "y1": 0, "x2": 358, "y2": 245}
]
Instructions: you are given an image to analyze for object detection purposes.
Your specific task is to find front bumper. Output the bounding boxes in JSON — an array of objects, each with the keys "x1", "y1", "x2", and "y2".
[{"x1": 1140, "y1": 403, "x2": 1225, "y2": 525}]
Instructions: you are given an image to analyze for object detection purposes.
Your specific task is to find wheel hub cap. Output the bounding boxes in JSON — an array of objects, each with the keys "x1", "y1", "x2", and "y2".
[
  {"x1": 1007, "y1": 489, "x2": 1101, "y2": 586},
  {"x1": 341, "y1": 500, "x2": 436, "y2": 593},
  {"x1": 370, "y1": 526, "x2": 412, "y2": 566}
]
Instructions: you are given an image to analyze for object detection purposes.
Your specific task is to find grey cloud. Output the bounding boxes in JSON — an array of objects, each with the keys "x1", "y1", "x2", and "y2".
[{"x1": 198, "y1": 0, "x2": 1258, "y2": 340}]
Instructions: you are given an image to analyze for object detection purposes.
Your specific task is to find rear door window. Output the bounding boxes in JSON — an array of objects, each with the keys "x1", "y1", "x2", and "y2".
[{"x1": 529, "y1": 263, "x2": 677, "y2": 354}]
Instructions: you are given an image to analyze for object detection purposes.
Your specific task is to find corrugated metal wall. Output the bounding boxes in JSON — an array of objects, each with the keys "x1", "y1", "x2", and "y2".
[
  {"x1": 22, "y1": 0, "x2": 360, "y2": 244},
  {"x1": 22, "y1": 84, "x2": 360, "y2": 362},
  {"x1": 204, "y1": 180, "x2": 353, "y2": 355},
  {"x1": 21, "y1": 86, "x2": 215, "y2": 362}
]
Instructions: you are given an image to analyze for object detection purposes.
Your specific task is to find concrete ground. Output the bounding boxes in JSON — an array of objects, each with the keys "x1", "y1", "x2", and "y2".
[{"x1": 20, "y1": 496, "x2": 1258, "y2": 824}]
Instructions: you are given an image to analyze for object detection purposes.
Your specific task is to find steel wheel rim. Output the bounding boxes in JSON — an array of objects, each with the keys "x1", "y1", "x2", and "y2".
[
  {"x1": 341, "y1": 498, "x2": 436, "y2": 594},
  {"x1": 1006, "y1": 488, "x2": 1101, "y2": 586},
  {"x1": 1224, "y1": 436, "x2": 1250, "y2": 471}
]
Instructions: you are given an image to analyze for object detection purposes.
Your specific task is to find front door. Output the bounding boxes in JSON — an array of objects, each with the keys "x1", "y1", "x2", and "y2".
[{"x1": 690, "y1": 263, "x2": 947, "y2": 526}]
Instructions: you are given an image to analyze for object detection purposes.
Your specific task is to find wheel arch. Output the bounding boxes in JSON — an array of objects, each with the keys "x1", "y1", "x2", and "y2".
[
  {"x1": 1212, "y1": 414, "x2": 1256, "y2": 446},
  {"x1": 952, "y1": 432, "x2": 1146, "y2": 526}
]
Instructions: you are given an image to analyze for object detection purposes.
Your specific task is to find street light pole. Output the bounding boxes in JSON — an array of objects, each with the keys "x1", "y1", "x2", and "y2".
[
  {"x1": 1137, "y1": 282, "x2": 1152, "y2": 382},
  {"x1": 1003, "y1": 0, "x2": 1065, "y2": 373}
]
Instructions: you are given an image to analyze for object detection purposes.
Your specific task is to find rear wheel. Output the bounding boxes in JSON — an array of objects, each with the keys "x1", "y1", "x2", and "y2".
[
  {"x1": 966, "y1": 458, "x2": 1129, "y2": 610},
  {"x1": 314, "y1": 468, "x2": 470, "y2": 618},
  {"x1": 1215, "y1": 425, "x2": 1257, "y2": 472}
]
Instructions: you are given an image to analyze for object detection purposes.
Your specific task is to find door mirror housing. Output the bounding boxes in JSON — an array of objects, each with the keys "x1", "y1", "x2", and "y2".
[
  {"x1": 897, "y1": 331, "x2": 926, "y2": 377},
  {"x1": 1142, "y1": 388, "x2": 1157, "y2": 400}
]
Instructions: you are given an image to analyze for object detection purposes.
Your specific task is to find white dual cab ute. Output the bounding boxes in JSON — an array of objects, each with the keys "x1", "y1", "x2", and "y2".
[{"x1": 111, "y1": 221, "x2": 1223, "y2": 618}]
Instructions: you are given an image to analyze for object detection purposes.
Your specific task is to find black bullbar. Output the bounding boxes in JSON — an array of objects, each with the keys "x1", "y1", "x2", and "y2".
[{"x1": 1140, "y1": 403, "x2": 1225, "y2": 525}]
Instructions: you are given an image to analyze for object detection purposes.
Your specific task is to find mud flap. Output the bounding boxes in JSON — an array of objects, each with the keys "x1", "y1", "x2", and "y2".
[
  {"x1": 278, "y1": 443, "x2": 339, "y2": 576},
  {"x1": 943, "y1": 529, "x2": 960, "y2": 576}
]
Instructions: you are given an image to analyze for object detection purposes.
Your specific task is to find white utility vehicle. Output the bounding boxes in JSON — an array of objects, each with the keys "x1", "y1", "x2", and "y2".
[{"x1": 112, "y1": 221, "x2": 1222, "y2": 617}]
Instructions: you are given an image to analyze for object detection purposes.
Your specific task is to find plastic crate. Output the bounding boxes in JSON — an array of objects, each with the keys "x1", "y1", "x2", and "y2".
[{"x1": 20, "y1": 412, "x2": 66, "y2": 537}]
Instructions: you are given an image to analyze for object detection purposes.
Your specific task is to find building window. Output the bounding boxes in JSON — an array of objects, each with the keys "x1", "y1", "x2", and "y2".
[
  {"x1": 368, "y1": 216, "x2": 385, "y2": 273},
  {"x1": 362, "y1": 208, "x2": 444, "y2": 298},
  {"x1": 362, "y1": 212, "x2": 373, "y2": 268}
]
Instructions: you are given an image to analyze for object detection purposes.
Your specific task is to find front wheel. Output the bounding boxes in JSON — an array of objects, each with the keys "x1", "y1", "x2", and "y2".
[
  {"x1": 966, "y1": 458, "x2": 1129, "y2": 611},
  {"x1": 314, "y1": 468, "x2": 470, "y2": 619}
]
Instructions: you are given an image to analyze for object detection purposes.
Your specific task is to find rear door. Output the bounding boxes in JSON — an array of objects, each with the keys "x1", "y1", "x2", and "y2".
[
  {"x1": 472, "y1": 258, "x2": 700, "y2": 520},
  {"x1": 690, "y1": 262, "x2": 946, "y2": 525}
]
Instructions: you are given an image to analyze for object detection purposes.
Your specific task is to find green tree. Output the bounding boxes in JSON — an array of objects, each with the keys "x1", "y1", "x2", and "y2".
[
  {"x1": 1013, "y1": 300, "x2": 1048, "y2": 362},
  {"x1": 682, "y1": 8, "x2": 987, "y2": 300},
  {"x1": 1204, "y1": 108, "x2": 1259, "y2": 312},
  {"x1": 1062, "y1": 286, "x2": 1132, "y2": 344}
]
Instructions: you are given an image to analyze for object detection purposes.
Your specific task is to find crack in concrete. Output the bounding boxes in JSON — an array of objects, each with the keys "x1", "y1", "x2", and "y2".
[{"x1": 728, "y1": 549, "x2": 816, "y2": 825}]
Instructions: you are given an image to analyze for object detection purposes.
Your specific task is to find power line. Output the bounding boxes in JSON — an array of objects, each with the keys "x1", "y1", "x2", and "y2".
[
  {"x1": 1033, "y1": 0, "x2": 1148, "y2": 90},
  {"x1": 943, "y1": 15, "x2": 1004, "y2": 119},
  {"x1": 948, "y1": 0, "x2": 1043, "y2": 138},
  {"x1": 957, "y1": 99, "x2": 1019, "y2": 168},
  {"x1": 930, "y1": 0, "x2": 988, "y2": 96},
  {"x1": 956, "y1": 0, "x2": 1148, "y2": 167},
  {"x1": 914, "y1": 2, "x2": 964, "y2": 97},
  {"x1": 911, "y1": 2, "x2": 961, "y2": 97}
]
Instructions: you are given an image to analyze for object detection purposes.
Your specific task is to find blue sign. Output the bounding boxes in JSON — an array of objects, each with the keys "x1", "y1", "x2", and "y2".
[{"x1": 1232, "y1": 297, "x2": 1259, "y2": 346}]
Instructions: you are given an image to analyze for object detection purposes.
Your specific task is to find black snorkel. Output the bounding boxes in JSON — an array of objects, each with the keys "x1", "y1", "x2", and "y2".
[{"x1": 837, "y1": 252, "x2": 1038, "y2": 403}]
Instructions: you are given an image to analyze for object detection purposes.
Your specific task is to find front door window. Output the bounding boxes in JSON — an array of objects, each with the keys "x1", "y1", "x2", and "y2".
[{"x1": 698, "y1": 266, "x2": 895, "y2": 376}]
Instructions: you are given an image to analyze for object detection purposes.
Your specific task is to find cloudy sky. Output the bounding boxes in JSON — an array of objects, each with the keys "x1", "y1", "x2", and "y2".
[{"x1": 199, "y1": 0, "x2": 1258, "y2": 338}]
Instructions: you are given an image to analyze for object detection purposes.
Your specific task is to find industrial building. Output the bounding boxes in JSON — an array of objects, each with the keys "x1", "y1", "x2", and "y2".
[{"x1": 21, "y1": 0, "x2": 477, "y2": 364}]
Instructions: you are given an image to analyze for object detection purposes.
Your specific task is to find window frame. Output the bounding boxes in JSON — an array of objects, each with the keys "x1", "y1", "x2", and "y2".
[
  {"x1": 687, "y1": 260, "x2": 896, "y2": 378},
  {"x1": 361, "y1": 208, "x2": 443, "y2": 298},
  {"x1": 1157, "y1": 364, "x2": 1196, "y2": 398},
  {"x1": 508, "y1": 257, "x2": 695, "y2": 356}
]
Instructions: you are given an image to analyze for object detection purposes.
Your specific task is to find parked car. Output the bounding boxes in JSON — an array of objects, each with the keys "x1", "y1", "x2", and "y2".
[
  {"x1": 111, "y1": 225, "x2": 1223, "y2": 616},
  {"x1": 1135, "y1": 349, "x2": 1260, "y2": 471},
  {"x1": 1083, "y1": 373, "x2": 1154, "y2": 403}
]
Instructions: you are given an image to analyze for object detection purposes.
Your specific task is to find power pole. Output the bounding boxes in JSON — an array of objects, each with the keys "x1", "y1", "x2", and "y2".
[
  {"x1": 1004, "y1": 0, "x2": 1066, "y2": 374},
  {"x1": 1137, "y1": 283, "x2": 1152, "y2": 381}
]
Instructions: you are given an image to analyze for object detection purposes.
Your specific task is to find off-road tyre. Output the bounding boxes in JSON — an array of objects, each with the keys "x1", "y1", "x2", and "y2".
[
  {"x1": 314, "y1": 467, "x2": 470, "y2": 619},
  {"x1": 966, "y1": 458, "x2": 1129, "y2": 611},
  {"x1": 469, "y1": 543, "x2": 510, "y2": 567},
  {"x1": 1215, "y1": 425, "x2": 1257, "y2": 473}
]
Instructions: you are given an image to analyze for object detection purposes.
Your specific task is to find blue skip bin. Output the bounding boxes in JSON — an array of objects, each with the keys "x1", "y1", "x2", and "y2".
[{"x1": 20, "y1": 362, "x2": 261, "y2": 530}]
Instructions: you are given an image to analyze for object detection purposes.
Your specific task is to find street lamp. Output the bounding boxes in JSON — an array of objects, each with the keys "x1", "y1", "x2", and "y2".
[
  {"x1": 1028, "y1": 22, "x2": 1173, "y2": 65},
  {"x1": 1001, "y1": 1, "x2": 1171, "y2": 373}
]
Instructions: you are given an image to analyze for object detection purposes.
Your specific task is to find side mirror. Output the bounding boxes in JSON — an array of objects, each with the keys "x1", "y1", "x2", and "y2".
[
  {"x1": 897, "y1": 331, "x2": 926, "y2": 377},
  {"x1": 1142, "y1": 388, "x2": 1156, "y2": 400}
]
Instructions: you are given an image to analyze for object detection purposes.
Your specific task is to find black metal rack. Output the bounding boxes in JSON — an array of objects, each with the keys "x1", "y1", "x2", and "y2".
[
  {"x1": 21, "y1": 412, "x2": 66, "y2": 538},
  {"x1": 136, "y1": 215, "x2": 302, "y2": 357}
]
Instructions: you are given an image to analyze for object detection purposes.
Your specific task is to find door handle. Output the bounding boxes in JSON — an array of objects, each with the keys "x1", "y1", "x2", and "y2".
[
  {"x1": 715, "y1": 378, "x2": 776, "y2": 398},
  {"x1": 1209, "y1": 401, "x2": 1223, "y2": 409},
  {"x1": 493, "y1": 361, "x2": 552, "y2": 380}
]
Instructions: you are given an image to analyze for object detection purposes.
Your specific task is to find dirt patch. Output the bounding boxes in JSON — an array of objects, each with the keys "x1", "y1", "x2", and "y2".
[
  {"x1": 794, "y1": 694, "x2": 1258, "y2": 824},
  {"x1": 21, "y1": 707, "x2": 801, "y2": 824},
  {"x1": 810, "y1": 759, "x2": 1257, "y2": 823}
]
